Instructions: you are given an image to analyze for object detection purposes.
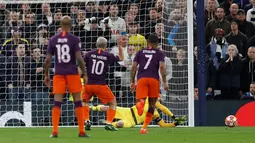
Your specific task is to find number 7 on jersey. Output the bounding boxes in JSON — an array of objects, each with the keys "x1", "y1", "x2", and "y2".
[{"x1": 144, "y1": 54, "x2": 153, "y2": 69}]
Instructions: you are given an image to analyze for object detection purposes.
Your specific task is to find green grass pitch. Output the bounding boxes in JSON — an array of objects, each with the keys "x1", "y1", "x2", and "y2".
[{"x1": 0, "y1": 127, "x2": 254, "y2": 143}]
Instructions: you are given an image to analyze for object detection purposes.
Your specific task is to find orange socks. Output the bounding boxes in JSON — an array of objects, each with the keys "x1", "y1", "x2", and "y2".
[
  {"x1": 83, "y1": 106, "x2": 90, "y2": 121},
  {"x1": 74, "y1": 101, "x2": 85, "y2": 134},
  {"x1": 106, "y1": 108, "x2": 116, "y2": 124},
  {"x1": 142, "y1": 107, "x2": 154, "y2": 129},
  {"x1": 52, "y1": 101, "x2": 61, "y2": 134}
]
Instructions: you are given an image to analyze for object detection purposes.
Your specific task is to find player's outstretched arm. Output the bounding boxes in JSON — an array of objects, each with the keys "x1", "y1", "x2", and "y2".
[
  {"x1": 91, "y1": 105, "x2": 109, "y2": 112},
  {"x1": 44, "y1": 52, "x2": 52, "y2": 87},
  {"x1": 117, "y1": 37, "x2": 124, "y2": 61},
  {"x1": 157, "y1": 119, "x2": 176, "y2": 128}
]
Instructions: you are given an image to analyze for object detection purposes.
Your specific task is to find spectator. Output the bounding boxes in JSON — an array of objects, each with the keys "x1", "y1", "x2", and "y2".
[
  {"x1": 240, "y1": 46, "x2": 255, "y2": 93},
  {"x1": 143, "y1": 7, "x2": 159, "y2": 37},
  {"x1": 1, "y1": 11, "x2": 18, "y2": 39},
  {"x1": 49, "y1": 9, "x2": 62, "y2": 36},
  {"x1": 225, "y1": 20, "x2": 248, "y2": 57},
  {"x1": 97, "y1": 1, "x2": 110, "y2": 21},
  {"x1": 241, "y1": 82, "x2": 255, "y2": 100},
  {"x1": 100, "y1": 4, "x2": 126, "y2": 46},
  {"x1": 244, "y1": 0, "x2": 253, "y2": 13},
  {"x1": 18, "y1": 3, "x2": 31, "y2": 21},
  {"x1": 69, "y1": 3, "x2": 79, "y2": 25},
  {"x1": 218, "y1": 44, "x2": 242, "y2": 99},
  {"x1": 38, "y1": 3, "x2": 53, "y2": 26},
  {"x1": 110, "y1": 34, "x2": 129, "y2": 98},
  {"x1": 246, "y1": 0, "x2": 255, "y2": 24},
  {"x1": 56, "y1": 27, "x2": 62, "y2": 33},
  {"x1": 114, "y1": 0, "x2": 130, "y2": 17},
  {"x1": 0, "y1": 4, "x2": 8, "y2": 26},
  {"x1": 155, "y1": 0, "x2": 163, "y2": 11},
  {"x1": 138, "y1": 0, "x2": 155, "y2": 25},
  {"x1": 206, "y1": 28, "x2": 228, "y2": 70},
  {"x1": 194, "y1": 0, "x2": 219, "y2": 10},
  {"x1": 127, "y1": 3, "x2": 140, "y2": 24},
  {"x1": 127, "y1": 21, "x2": 147, "y2": 51},
  {"x1": 31, "y1": 24, "x2": 49, "y2": 54},
  {"x1": 169, "y1": 49, "x2": 188, "y2": 99},
  {"x1": 1, "y1": 27, "x2": 29, "y2": 57},
  {"x1": 226, "y1": 3, "x2": 239, "y2": 22},
  {"x1": 247, "y1": 34, "x2": 255, "y2": 48},
  {"x1": 124, "y1": 11, "x2": 136, "y2": 25},
  {"x1": 23, "y1": 12, "x2": 36, "y2": 43},
  {"x1": 236, "y1": 9, "x2": 255, "y2": 40},
  {"x1": 25, "y1": 46, "x2": 49, "y2": 100},
  {"x1": 73, "y1": 9, "x2": 88, "y2": 47},
  {"x1": 158, "y1": 44, "x2": 172, "y2": 101},
  {"x1": 175, "y1": 0, "x2": 187, "y2": 14},
  {"x1": 84, "y1": 18, "x2": 111, "y2": 50},
  {"x1": 206, "y1": 7, "x2": 231, "y2": 44},
  {"x1": 167, "y1": 8, "x2": 188, "y2": 51},
  {"x1": 113, "y1": 43, "x2": 134, "y2": 106},
  {"x1": 234, "y1": 0, "x2": 250, "y2": 9},
  {"x1": 194, "y1": 86, "x2": 199, "y2": 100},
  {"x1": 108, "y1": 34, "x2": 128, "y2": 106},
  {"x1": 220, "y1": 0, "x2": 234, "y2": 15},
  {"x1": 154, "y1": 23, "x2": 164, "y2": 42},
  {"x1": 205, "y1": 0, "x2": 217, "y2": 24},
  {"x1": 85, "y1": 1, "x2": 96, "y2": 18},
  {"x1": 6, "y1": 42, "x2": 31, "y2": 100},
  {"x1": 194, "y1": 45, "x2": 216, "y2": 96}
]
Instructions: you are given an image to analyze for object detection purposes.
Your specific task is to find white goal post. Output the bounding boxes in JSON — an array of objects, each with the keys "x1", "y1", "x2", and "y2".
[{"x1": 0, "y1": 0, "x2": 194, "y2": 127}]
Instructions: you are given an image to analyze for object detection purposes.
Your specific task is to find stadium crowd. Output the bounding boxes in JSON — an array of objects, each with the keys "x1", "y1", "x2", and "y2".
[
  {"x1": 0, "y1": 0, "x2": 169, "y2": 106},
  {"x1": 0, "y1": 0, "x2": 254, "y2": 105},
  {"x1": 193, "y1": 0, "x2": 255, "y2": 100}
]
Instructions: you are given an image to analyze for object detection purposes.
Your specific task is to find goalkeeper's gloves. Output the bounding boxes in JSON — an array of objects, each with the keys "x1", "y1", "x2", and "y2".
[{"x1": 89, "y1": 106, "x2": 97, "y2": 111}]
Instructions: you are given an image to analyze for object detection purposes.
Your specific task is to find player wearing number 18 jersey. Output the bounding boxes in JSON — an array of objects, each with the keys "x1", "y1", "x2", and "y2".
[
  {"x1": 130, "y1": 34, "x2": 169, "y2": 134},
  {"x1": 82, "y1": 37, "x2": 124, "y2": 131},
  {"x1": 44, "y1": 16, "x2": 89, "y2": 138}
]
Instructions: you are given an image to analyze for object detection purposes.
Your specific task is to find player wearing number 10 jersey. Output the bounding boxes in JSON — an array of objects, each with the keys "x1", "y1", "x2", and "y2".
[
  {"x1": 82, "y1": 37, "x2": 124, "y2": 131},
  {"x1": 44, "y1": 16, "x2": 89, "y2": 138},
  {"x1": 130, "y1": 34, "x2": 169, "y2": 134}
]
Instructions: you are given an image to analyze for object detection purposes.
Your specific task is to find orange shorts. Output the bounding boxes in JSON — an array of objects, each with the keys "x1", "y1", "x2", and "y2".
[
  {"x1": 136, "y1": 78, "x2": 160, "y2": 99},
  {"x1": 53, "y1": 74, "x2": 82, "y2": 94},
  {"x1": 82, "y1": 85, "x2": 115, "y2": 104}
]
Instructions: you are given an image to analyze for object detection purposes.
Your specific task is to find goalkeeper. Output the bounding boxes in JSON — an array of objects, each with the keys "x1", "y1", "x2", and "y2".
[{"x1": 89, "y1": 98, "x2": 186, "y2": 128}]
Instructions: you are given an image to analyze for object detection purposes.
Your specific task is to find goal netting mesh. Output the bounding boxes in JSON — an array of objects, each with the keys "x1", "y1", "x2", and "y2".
[{"x1": 0, "y1": 0, "x2": 193, "y2": 127}]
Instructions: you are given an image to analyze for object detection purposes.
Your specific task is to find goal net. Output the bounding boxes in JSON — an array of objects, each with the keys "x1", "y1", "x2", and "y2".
[{"x1": 0, "y1": 0, "x2": 194, "y2": 127}]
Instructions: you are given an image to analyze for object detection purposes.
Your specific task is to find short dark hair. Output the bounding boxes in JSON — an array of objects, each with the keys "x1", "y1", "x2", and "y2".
[
  {"x1": 31, "y1": 45, "x2": 40, "y2": 51},
  {"x1": 148, "y1": 34, "x2": 159, "y2": 45},
  {"x1": 216, "y1": 6, "x2": 225, "y2": 12},
  {"x1": 15, "y1": 41, "x2": 27, "y2": 49},
  {"x1": 129, "y1": 3, "x2": 139, "y2": 9}
]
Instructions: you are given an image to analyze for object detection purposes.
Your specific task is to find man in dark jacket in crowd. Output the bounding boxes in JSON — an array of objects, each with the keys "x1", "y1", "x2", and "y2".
[{"x1": 240, "y1": 46, "x2": 255, "y2": 94}]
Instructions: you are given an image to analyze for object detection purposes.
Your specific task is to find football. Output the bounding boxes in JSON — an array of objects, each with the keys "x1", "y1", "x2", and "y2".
[{"x1": 225, "y1": 115, "x2": 238, "y2": 127}]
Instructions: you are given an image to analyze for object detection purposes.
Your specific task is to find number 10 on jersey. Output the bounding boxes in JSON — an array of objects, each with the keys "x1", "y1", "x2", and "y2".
[{"x1": 91, "y1": 59, "x2": 104, "y2": 75}]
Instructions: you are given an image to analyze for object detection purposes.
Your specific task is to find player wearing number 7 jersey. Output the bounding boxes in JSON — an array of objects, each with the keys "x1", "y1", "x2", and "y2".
[
  {"x1": 82, "y1": 37, "x2": 124, "y2": 131},
  {"x1": 44, "y1": 16, "x2": 89, "y2": 138},
  {"x1": 130, "y1": 34, "x2": 169, "y2": 134}
]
